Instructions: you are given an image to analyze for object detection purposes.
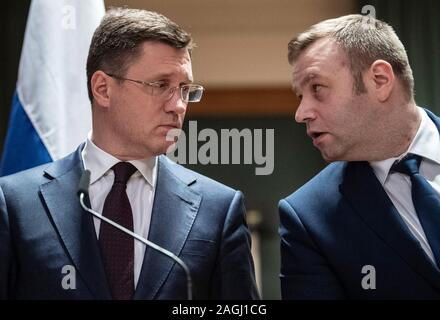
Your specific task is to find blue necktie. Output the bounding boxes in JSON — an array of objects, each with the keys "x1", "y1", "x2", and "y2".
[{"x1": 391, "y1": 154, "x2": 440, "y2": 267}]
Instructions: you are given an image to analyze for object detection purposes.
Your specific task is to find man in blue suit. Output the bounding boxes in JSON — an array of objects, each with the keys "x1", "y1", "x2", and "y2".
[
  {"x1": 0, "y1": 8, "x2": 259, "y2": 300},
  {"x1": 279, "y1": 14, "x2": 440, "y2": 299}
]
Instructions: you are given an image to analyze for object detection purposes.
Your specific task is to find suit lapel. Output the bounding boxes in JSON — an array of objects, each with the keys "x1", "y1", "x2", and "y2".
[
  {"x1": 340, "y1": 161, "x2": 440, "y2": 290},
  {"x1": 40, "y1": 146, "x2": 111, "y2": 299},
  {"x1": 134, "y1": 156, "x2": 201, "y2": 299}
]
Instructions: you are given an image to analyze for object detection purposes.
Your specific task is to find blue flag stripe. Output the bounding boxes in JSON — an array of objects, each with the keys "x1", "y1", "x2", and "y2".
[{"x1": 0, "y1": 91, "x2": 52, "y2": 176}]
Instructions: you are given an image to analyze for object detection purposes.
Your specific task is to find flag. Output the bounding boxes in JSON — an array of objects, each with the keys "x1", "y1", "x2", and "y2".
[{"x1": 0, "y1": 0, "x2": 105, "y2": 176}]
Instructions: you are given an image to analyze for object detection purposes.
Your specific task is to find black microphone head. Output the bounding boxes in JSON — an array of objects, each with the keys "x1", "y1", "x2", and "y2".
[{"x1": 77, "y1": 169, "x2": 91, "y2": 197}]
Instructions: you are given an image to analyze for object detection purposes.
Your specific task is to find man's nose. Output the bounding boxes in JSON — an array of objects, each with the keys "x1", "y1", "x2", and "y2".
[
  {"x1": 164, "y1": 89, "x2": 187, "y2": 114},
  {"x1": 294, "y1": 99, "x2": 316, "y2": 123}
]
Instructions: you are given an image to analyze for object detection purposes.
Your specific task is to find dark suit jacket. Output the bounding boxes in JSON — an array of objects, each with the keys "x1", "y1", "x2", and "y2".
[
  {"x1": 0, "y1": 145, "x2": 259, "y2": 299},
  {"x1": 279, "y1": 109, "x2": 440, "y2": 299}
]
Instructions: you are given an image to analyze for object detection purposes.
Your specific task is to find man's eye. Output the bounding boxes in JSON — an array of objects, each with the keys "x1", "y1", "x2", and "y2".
[
  {"x1": 181, "y1": 85, "x2": 190, "y2": 94},
  {"x1": 151, "y1": 81, "x2": 169, "y2": 89},
  {"x1": 312, "y1": 84, "x2": 322, "y2": 93}
]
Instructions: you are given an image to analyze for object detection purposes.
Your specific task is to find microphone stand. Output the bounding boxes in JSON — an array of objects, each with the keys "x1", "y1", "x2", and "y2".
[{"x1": 78, "y1": 170, "x2": 193, "y2": 300}]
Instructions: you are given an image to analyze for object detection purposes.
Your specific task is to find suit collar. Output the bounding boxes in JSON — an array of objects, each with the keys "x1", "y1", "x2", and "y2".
[
  {"x1": 40, "y1": 144, "x2": 111, "y2": 299},
  {"x1": 340, "y1": 161, "x2": 440, "y2": 290},
  {"x1": 134, "y1": 156, "x2": 201, "y2": 299},
  {"x1": 43, "y1": 143, "x2": 84, "y2": 180}
]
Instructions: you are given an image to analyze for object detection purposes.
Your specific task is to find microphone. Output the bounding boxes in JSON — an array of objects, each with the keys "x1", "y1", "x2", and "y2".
[{"x1": 77, "y1": 169, "x2": 193, "y2": 300}]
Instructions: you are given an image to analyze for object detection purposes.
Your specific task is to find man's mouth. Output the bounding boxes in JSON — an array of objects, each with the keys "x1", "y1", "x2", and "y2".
[
  {"x1": 160, "y1": 124, "x2": 180, "y2": 130},
  {"x1": 308, "y1": 131, "x2": 325, "y2": 140},
  {"x1": 308, "y1": 131, "x2": 329, "y2": 147}
]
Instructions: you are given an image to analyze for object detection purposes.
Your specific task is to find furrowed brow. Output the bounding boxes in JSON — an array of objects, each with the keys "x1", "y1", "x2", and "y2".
[{"x1": 293, "y1": 73, "x2": 323, "y2": 95}]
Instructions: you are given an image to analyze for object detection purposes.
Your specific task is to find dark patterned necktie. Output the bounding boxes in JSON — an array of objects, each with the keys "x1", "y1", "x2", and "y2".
[
  {"x1": 391, "y1": 153, "x2": 440, "y2": 267},
  {"x1": 99, "y1": 162, "x2": 137, "y2": 299}
]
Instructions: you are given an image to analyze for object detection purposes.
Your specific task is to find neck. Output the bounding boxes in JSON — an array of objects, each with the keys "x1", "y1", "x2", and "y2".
[
  {"x1": 371, "y1": 102, "x2": 421, "y2": 160},
  {"x1": 91, "y1": 123, "x2": 153, "y2": 161}
]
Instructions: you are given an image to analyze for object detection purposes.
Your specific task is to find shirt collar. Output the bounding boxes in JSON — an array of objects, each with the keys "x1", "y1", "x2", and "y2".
[
  {"x1": 81, "y1": 134, "x2": 157, "y2": 187},
  {"x1": 369, "y1": 107, "x2": 440, "y2": 185}
]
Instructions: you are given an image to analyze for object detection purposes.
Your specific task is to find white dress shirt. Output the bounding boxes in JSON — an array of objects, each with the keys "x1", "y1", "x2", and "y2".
[
  {"x1": 81, "y1": 137, "x2": 157, "y2": 288},
  {"x1": 369, "y1": 107, "x2": 440, "y2": 263}
]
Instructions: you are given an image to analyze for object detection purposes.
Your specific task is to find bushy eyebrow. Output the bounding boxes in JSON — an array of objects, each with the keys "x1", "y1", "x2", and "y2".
[
  {"x1": 147, "y1": 72, "x2": 193, "y2": 84},
  {"x1": 292, "y1": 73, "x2": 325, "y2": 95}
]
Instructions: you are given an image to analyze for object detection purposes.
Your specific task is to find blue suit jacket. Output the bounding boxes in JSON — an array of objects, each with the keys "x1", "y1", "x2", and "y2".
[
  {"x1": 279, "y1": 109, "x2": 440, "y2": 299},
  {"x1": 0, "y1": 145, "x2": 259, "y2": 299}
]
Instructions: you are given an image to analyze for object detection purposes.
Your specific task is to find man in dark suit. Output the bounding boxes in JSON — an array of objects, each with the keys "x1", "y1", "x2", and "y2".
[
  {"x1": 279, "y1": 14, "x2": 440, "y2": 299},
  {"x1": 0, "y1": 8, "x2": 259, "y2": 300}
]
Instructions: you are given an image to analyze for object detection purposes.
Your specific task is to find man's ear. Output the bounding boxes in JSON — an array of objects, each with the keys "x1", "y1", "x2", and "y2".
[
  {"x1": 91, "y1": 71, "x2": 112, "y2": 108},
  {"x1": 366, "y1": 60, "x2": 395, "y2": 102}
]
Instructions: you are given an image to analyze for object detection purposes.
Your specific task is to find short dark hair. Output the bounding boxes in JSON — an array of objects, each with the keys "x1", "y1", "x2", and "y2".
[
  {"x1": 288, "y1": 14, "x2": 414, "y2": 100},
  {"x1": 86, "y1": 7, "x2": 194, "y2": 102}
]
